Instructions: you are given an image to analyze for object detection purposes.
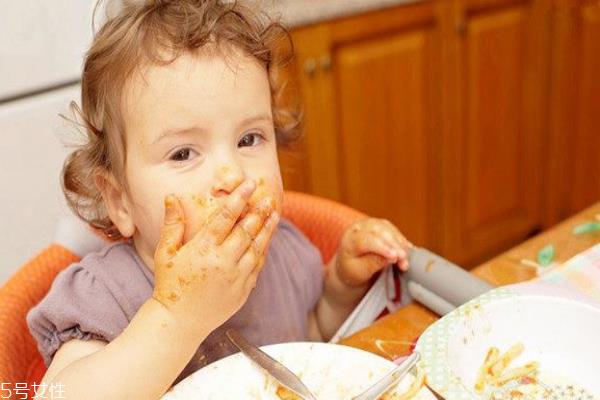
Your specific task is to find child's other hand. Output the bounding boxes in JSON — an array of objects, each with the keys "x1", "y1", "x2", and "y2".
[
  {"x1": 336, "y1": 218, "x2": 413, "y2": 287},
  {"x1": 152, "y1": 179, "x2": 279, "y2": 334}
]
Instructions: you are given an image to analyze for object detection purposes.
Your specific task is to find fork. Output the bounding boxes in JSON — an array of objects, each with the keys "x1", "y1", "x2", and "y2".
[{"x1": 351, "y1": 352, "x2": 420, "y2": 400}]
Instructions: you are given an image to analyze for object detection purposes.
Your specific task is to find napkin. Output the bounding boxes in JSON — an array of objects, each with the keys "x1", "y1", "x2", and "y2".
[
  {"x1": 330, "y1": 266, "x2": 409, "y2": 343},
  {"x1": 536, "y1": 242, "x2": 600, "y2": 303}
]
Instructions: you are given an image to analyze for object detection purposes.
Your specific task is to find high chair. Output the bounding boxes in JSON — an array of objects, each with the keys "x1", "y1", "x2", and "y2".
[{"x1": 0, "y1": 191, "x2": 366, "y2": 392}]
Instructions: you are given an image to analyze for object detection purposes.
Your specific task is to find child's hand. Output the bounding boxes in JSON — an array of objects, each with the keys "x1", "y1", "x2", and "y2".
[
  {"x1": 336, "y1": 218, "x2": 412, "y2": 287},
  {"x1": 152, "y1": 179, "x2": 279, "y2": 333}
]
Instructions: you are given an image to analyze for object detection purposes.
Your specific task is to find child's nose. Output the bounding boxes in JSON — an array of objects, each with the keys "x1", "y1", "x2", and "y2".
[{"x1": 211, "y1": 164, "x2": 246, "y2": 197}]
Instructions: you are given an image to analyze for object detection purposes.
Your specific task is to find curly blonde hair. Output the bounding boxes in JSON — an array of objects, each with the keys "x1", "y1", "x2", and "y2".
[{"x1": 62, "y1": 0, "x2": 300, "y2": 240}]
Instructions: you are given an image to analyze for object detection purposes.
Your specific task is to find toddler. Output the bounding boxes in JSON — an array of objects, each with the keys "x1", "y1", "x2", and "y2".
[{"x1": 27, "y1": 1, "x2": 412, "y2": 398}]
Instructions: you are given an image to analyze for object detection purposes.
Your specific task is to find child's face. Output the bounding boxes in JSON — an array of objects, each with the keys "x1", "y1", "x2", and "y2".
[{"x1": 118, "y1": 46, "x2": 283, "y2": 269}]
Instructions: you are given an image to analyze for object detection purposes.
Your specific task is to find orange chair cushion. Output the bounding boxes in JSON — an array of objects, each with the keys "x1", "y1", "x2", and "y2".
[
  {"x1": 282, "y1": 191, "x2": 366, "y2": 264},
  {"x1": 0, "y1": 245, "x2": 80, "y2": 387}
]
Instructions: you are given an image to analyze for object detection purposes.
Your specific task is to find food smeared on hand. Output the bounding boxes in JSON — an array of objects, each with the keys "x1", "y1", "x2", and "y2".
[
  {"x1": 184, "y1": 178, "x2": 277, "y2": 243},
  {"x1": 190, "y1": 179, "x2": 274, "y2": 220},
  {"x1": 244, "y1": 178, "x2": 276, "y2": 218}
]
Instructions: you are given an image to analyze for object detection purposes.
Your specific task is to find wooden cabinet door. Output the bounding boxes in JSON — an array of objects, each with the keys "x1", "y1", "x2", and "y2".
[
  {"x1": 289, "y1": 3, "x2": 444, "y2": 250},
  {"x1": 286, "y1": 25, "x2": 342, "y2": 200},
  {"x1": 441, "y1": 0, "x2": 549, "y2": 266},
  {"x1": 331, "y1": 3, "x2": 443, "y2": 249},
  {"x1": 545, "y1": 0, "x2": 600, "y2": 226}
]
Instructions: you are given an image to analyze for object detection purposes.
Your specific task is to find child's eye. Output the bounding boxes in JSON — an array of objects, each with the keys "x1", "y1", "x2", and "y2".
[
  {"x1": 238, "y1": 132, "x2": 264, "y2": 148},
  {"x1": 169, "y1": 147, "x2": 197, "y2": 162}
]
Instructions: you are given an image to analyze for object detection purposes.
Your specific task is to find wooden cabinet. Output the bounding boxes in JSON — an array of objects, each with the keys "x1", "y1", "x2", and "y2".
[
  {"x1": 441, "y1": 0, "x2": 550, "y2": 266},
  {"x1": 284, "y1": 2, "x2": 444, "y2": 250},
  {"x1": 280, "y1": 0, "x2": 599, "y2": 268},
  {"x1": 545, "y1": 0, "x2": 600, "y2": 226}
]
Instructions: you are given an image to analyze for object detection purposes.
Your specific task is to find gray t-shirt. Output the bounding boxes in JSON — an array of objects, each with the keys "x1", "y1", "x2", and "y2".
[{"x1": 26, "y1": 218, "x2": 324, "y2": 382}]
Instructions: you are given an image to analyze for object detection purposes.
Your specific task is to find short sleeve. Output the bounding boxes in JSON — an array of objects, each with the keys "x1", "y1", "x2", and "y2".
[
  {"x1": 26, "y1": 264, "x2": 129, "y2": 366},
  {"x1": 276, "y1": 220, "x2": 325, "y2": 312}
]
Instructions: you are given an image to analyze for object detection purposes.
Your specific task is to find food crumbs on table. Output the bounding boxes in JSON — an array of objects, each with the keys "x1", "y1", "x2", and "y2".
[
  {"x1": 572, "y1": 222, "x2": 600, "y2": 235},
  {"x1": 520, "y1": 258, "x2": 540, "y2": 270},
  {"x1": 536, "y1": 244, "x2": 555, "y2": 267}
]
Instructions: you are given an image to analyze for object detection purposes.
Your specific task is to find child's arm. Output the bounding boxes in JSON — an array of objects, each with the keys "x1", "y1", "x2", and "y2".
[
  {"x1": 311, "y1": 218, "x2": 412, "y2": 341},
  {"x1": 40, "y1": 179, "x2": 279, "y2": 399},
  {"x1": 39, "y1": 297, "x2": 212, "y2": 400}
]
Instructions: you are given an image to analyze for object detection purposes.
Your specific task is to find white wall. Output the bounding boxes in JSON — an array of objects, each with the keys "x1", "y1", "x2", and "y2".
[
  {"x1": 0, "y1": 1, "x2": 96, "y2": 99},
  {"x1": 0, "y1": 1, "x2": 97, "y2": 285}
]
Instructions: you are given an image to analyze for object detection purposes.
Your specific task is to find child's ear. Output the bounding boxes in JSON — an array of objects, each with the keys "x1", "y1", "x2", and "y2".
[{"x1": 94, "y1": 169, "x2": 135, "y2": 238}]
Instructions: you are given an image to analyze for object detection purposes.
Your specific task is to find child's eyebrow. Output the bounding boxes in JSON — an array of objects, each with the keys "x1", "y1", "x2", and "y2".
[
  {"x1": 152, "y1": 113, "x2": 272, "y2": 145},
  {"x1": 236, "y1": 113, "x2": 273, "y2": 130},
  {"x1": 152, "y1": 126, "x2": 207, "y2": 145}
]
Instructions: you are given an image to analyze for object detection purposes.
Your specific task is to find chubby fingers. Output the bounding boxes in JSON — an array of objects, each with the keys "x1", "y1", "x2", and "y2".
[
  {"x1": 351, "y1": 232, "x2": 399, "y2": 268},
  {"x1": 222, "y1": 197, "x2": 275, "y2": 261},
  {"x1": 239, "y1": 211, "x2": 280, "y2": 291},
  {"x1": 154, "y1": 195, "x2": 185, "y2": 266},
  {"x1": 200, "y1": 179, "x2": 256, "y2": 245},
  {"x1": 381, "y1": 220, "x2": 413, "y2": 271},
  {"x1": 350, "y1": 222, "x2": 411, "y2": 271},
  {"x1": 363, "y1": 220, "x2": 411, "y2": 271},
  {"x1": 382, "y1": 220, "x2": 413, "y2": 249}
]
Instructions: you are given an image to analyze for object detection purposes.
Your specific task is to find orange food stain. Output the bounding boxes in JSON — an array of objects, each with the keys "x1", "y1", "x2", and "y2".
[
  {"x1": 275, "y1": 386, "x2": 301, "y2": 400},
  {"x1": 178, "y1": 276, "x2": 191, "y2": 287},
  {"x1": 425, "y1": 259, "x2": 435, "y2": 273},
  {"x1": 164, "y1": 196, "x2": 175, "y2": 208}
]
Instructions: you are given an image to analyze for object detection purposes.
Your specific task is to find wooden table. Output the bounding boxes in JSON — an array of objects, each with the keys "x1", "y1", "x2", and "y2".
[{"x1": 340, "y1": 202, "x2": 600, "y2": 359}]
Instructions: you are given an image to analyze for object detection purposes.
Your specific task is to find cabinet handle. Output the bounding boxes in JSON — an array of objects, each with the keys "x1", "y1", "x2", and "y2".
[
  {"x1": 304, "y1": 58, "x2": 317, "y2": 77},
  {"x1": 319, "y1": 54, "x2": 332, "y2": 71}
]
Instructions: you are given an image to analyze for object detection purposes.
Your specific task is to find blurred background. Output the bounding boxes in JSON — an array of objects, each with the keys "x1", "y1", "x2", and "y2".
[{"x1": 1, "y1": 0, "x2": 599, "y2": 285}]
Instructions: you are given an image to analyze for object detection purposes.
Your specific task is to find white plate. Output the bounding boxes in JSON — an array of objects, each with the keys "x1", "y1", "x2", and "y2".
[
  {"x1": 416, "y1": 285, "x2": 600, "y2": 399},
  {"x1": 161, "y1": 342, "x2": 435, "y2": 399}
]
